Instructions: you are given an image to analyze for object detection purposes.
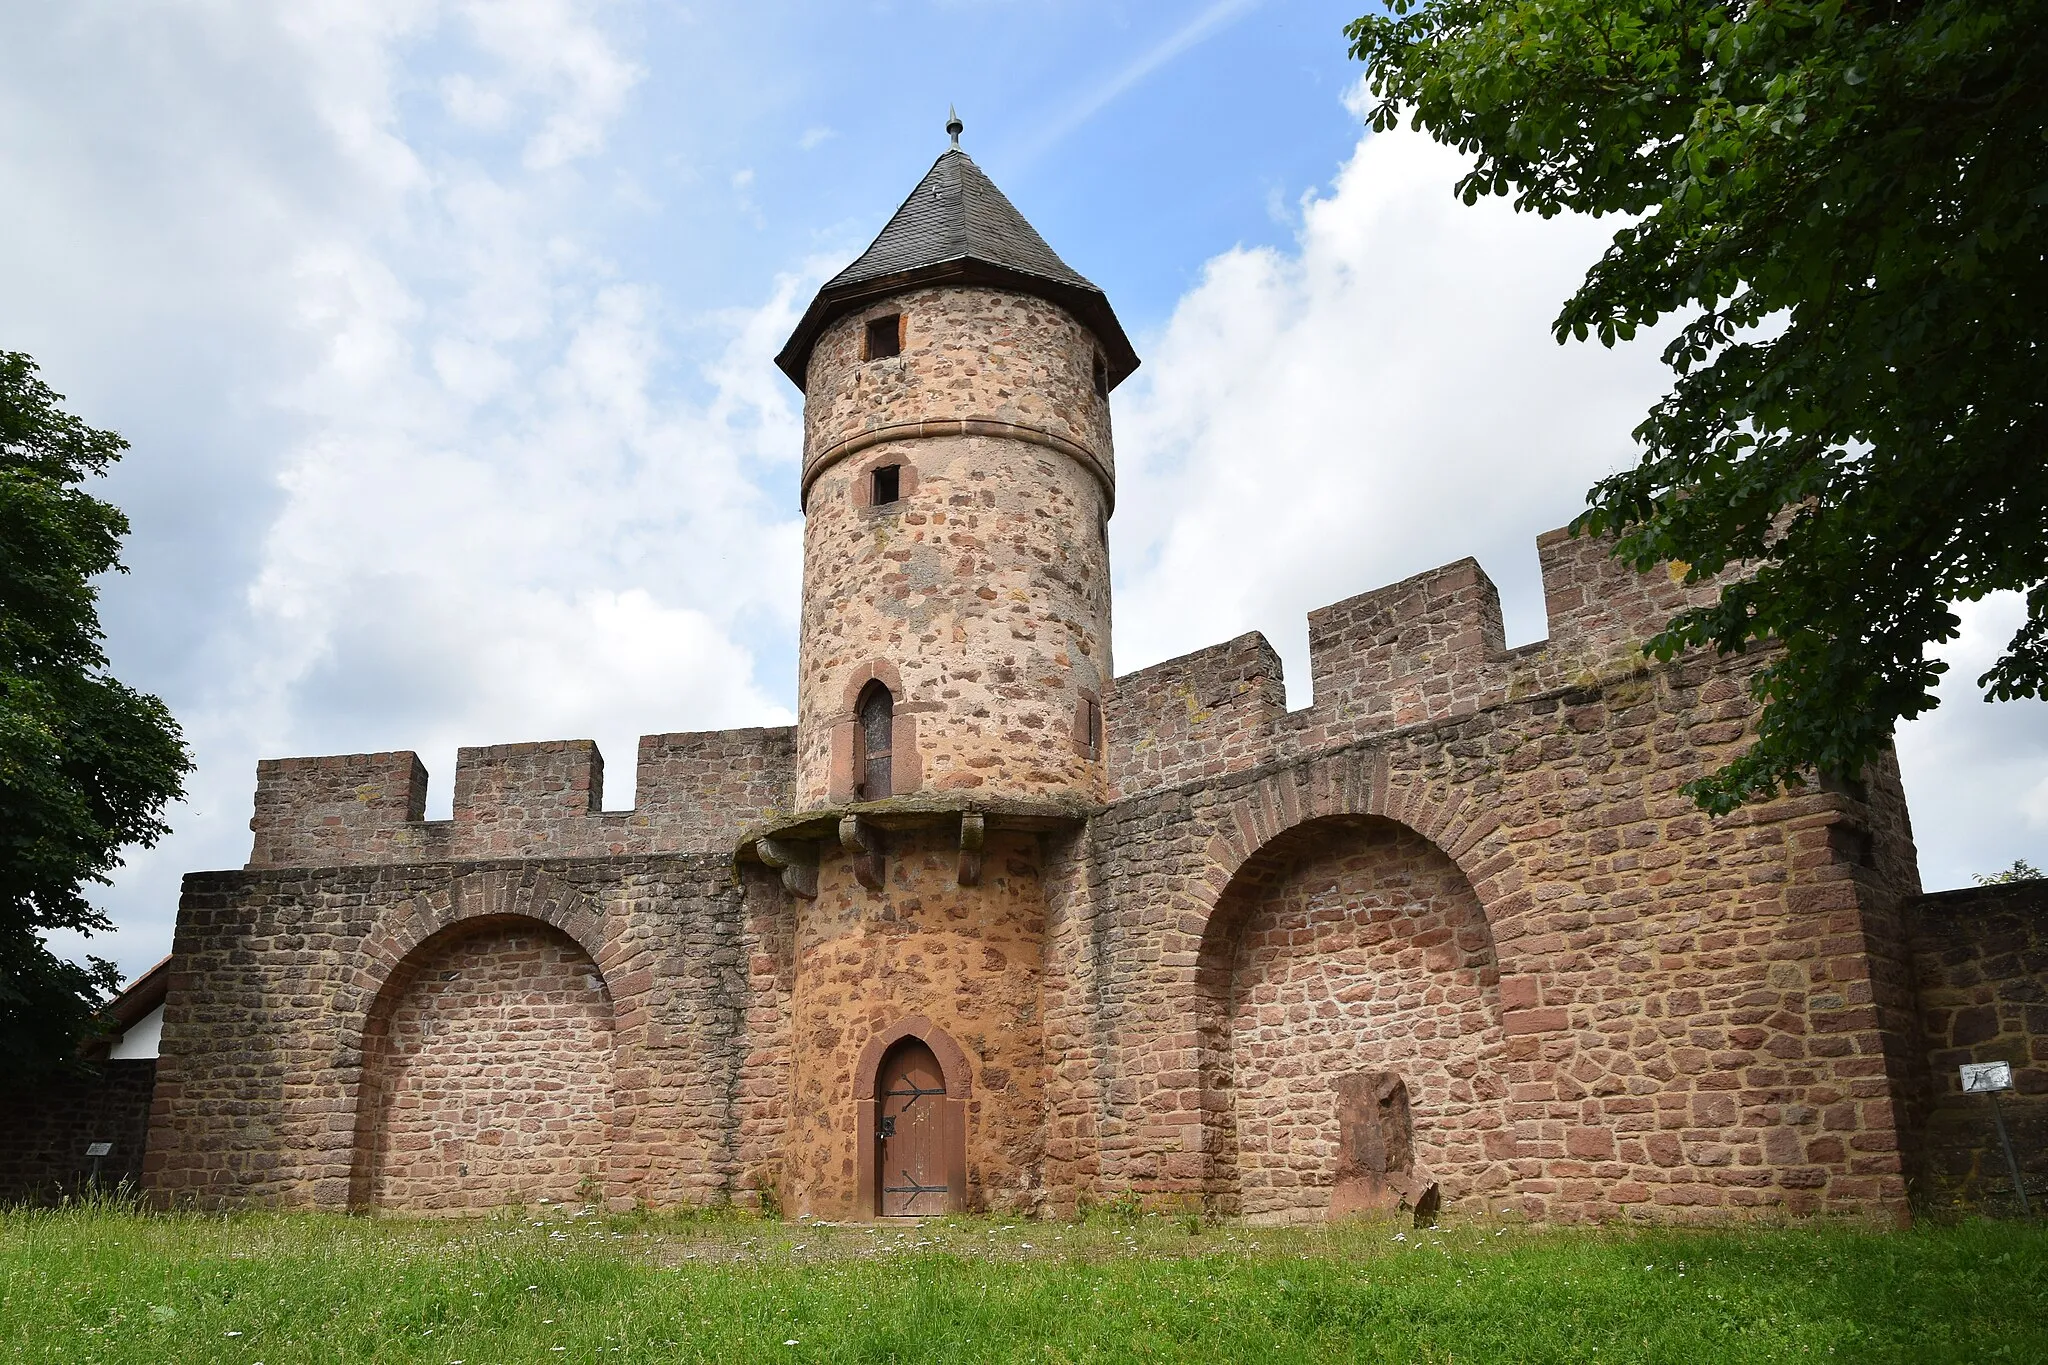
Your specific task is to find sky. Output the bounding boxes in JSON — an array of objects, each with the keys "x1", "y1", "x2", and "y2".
[{"x1": 2, "y1": 0, "x2": 2041, "y2": 984}]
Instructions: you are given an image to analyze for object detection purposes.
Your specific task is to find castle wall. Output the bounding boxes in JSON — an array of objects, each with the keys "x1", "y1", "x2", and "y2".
[
  {"x1": 156, "y1": 526, "x2": 1928, "y2": 1226},
  {"x1": 1102, "y1": 531, "x2": 1734, "y2": 804},
  {"x1": 144, "y1": 857, "x2": 793, "y2": 1213},
  {"x1": 247, "y1": 727, "x2": 794, "y2": 869},
  {"x1": 354, "y1": 920, "x2": 615, "y2": 1213},
  {"x1": 782, "y1": 826, "x2": 1049, "y2": 1218},
  {"x1": 1106, "y1": 633, "x2": 1285, "y2": 799},
  {"x1": 1213, "y1": 818, "x2": 1503, "y2": 1222},
  {"x1": 1043, "y1": 531, "x2": 1920, "y2": 1223},
  {"x1": 0, "y1": 1060, "x2": 157, "y2": 1202},
  {"x1": 1904, "y1": 880, "x2": 2047, "y2": 1214}
]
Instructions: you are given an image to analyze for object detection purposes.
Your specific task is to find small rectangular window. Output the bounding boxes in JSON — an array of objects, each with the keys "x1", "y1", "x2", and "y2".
[
  {"x1": 871, "y1": 464, "x2": 901, "y2": 506},
  {"x1": 1092, "y1": 350, "x2": 1109, "y2": 399},
  {"x1": 865, "y1": 314, "x2": 902, "y2": 360},
  {"x1": 1075, "y1": 692, "x2": 1103, "y2": 760}
]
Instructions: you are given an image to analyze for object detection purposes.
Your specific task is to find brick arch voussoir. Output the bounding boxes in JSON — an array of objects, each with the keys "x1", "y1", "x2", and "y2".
[
  {"x1": 1191, "y1": 750, "x2": 1510, "y2": 953},
  {"x1": 855, "y1": 1015, "x2": 975, "y2": 1099},
  {"x1": 334, "y1": 869, "x2": 612, "y2": 1063}
]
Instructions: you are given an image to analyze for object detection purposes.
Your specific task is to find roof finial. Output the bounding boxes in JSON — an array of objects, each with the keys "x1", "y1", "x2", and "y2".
[{"x1": 946, "y1": 104, "x2": 963, "y2": 150}]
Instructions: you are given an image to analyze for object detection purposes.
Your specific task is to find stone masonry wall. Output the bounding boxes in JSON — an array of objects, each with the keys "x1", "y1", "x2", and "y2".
[
  {"x1": 1210, "y1": 818, "x2": 1503, "y2": 1222},
  {"x1": 1040, "y1": 528, "x2": 1918, "y2": 1223},
  {"x1": 792, "y1": 287, "x2": 1116, "y2": 812},
  {"x1": 145, "y1": 856, "x2": 792, "y2": 1213},
  {"x1": 783, "y1": 826, "x2": 1049, "y2": 1218},
  {"x1": 1905, "y1": 880, "x2": 2047, "y2": 1214},
  {"x1": 0, "y1": 1061, "x2": 157, "y2": 1202},
  {"x1": 355, "y1": 920, "x2": 615, "y2": 1213},
  {"x1": 795, "y1": 429, "x2": 1111, "y2": 807},
  {"x1": 800, "y1": 284, "x2": 1115, "y2": 499},
  {"x1": 248, "y1": 727, "x2": 794, "y2": 869},
  {"x1": 1106, "y1": 633, "x2": 1286, "y2": 800},
  {"x1": 1103, "y1": 531, "x2": 1731, "y2": 803}
]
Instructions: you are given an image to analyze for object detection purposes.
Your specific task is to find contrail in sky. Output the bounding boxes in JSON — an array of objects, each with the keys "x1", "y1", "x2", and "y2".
[{"x1": 1012, "y1": 0, "x2": 1262, "y2": 165}]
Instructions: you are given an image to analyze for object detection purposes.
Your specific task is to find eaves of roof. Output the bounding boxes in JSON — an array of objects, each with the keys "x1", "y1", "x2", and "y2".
[{"x1": 776, "y1": 150, "x2": 1139, "y2": 391}]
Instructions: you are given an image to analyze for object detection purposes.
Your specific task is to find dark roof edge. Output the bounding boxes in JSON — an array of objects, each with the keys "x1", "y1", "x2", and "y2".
[
  {"x1": 774, "y1": 258, "x2": 1141, "y2": 393},
  {"x1": 103, "y1": 955, "x2": 172, "y2": 1031}
]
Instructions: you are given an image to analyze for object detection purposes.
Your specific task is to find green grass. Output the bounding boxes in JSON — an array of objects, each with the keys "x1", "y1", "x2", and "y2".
[{"x1": 2, "y1": 1199, "x2": 2043, "y2": 1363}]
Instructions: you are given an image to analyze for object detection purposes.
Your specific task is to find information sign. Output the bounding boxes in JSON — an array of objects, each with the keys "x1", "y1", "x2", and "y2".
[{"x1": 1960, "y1": 1061, "x2": 2015, "y2": 1094}]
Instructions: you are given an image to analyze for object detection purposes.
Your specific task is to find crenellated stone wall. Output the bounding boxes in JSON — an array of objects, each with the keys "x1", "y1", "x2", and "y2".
[
  {"x1": 247, "y1": 728, "x2": 794, "y2": 869},
  {"x1": 1047, "y1": 613, "x2": 1919, "y2": 1223},
  {"x1": 144, "y1": 857, "x2": 793, "y2": 1213},
  {"x1": 150, "y1": 521, "x2": 1940, "y2": 1226}
]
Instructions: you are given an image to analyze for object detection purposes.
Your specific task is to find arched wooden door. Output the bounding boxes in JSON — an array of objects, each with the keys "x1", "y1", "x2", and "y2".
[{"x1": 875, "y1": 1038, "x2": 954, "y2": 1217}]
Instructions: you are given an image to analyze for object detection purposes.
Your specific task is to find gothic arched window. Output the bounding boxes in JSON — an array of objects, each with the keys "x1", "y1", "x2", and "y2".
[{"x1": 858, "y1": 681, "x2": 894, "y2": 800}]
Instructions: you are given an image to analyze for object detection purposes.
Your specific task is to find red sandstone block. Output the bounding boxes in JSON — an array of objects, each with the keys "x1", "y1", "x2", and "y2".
[{"x1": 1505, "y1": 1007, "x2": 1570, "y2": 1036}]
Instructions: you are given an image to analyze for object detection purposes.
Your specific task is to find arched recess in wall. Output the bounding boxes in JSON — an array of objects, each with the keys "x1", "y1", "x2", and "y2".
[
  {"x1": 346, "y1": 914, "x2": 617, "y2": 1214},
  {"x1": 1193, "y1": 815, "x2": 1504, "y2": 1223}
]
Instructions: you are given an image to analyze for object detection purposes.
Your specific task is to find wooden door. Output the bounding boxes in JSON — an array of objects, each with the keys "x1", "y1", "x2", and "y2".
[{"x1": 876, "y1": 1039, "x2": 949, "y2": 1216}]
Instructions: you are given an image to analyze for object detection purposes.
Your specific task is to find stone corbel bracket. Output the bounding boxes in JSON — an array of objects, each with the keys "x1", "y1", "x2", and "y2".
[
  {"x1": 839, "y1": 813, "x2": 885, "y2": 891},
  {"x1": 957, "y1": 811, "x2": 985, "y2": 887},
  {"x1": 755, "y1": 835, "x2": 819, "y2": 900}
]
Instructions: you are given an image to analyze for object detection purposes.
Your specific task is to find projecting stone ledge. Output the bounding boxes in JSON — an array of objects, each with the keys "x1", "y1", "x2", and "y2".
[{"x1": 733, "y1": 793, "x2": 1094, "y2": 898}]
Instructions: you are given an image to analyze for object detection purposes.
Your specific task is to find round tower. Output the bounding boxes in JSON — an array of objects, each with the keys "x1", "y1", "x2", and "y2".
[
  {"x1": 776, "y1": 123, "x2": 1137, "y2": 812},
  {"x1": 757, "y1": 117, "x2": 1137, "y2": 1221}
]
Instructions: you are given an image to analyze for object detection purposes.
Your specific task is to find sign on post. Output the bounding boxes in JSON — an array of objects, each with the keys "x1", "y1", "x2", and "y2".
[
  {"x1": 1961, "y1": 1061, "x2": 2015, "y2": 1094},
  {"x1": 1961, "y1": 1061, "x2": 2030, "y2": 1216},
  {"x1": 83, "y1": 1142, "x2": 112, "y2": 1158}
]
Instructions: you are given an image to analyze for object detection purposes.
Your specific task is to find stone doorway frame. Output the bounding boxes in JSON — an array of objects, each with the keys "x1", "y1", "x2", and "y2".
[{"x1": 854, "y1": 1015, "x2": 969, "y2": 1218}]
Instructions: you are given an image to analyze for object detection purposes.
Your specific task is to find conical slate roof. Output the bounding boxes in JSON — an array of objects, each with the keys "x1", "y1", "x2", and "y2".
[{"x1": 775, "y1": 149, "x2": 1139, "y2": 391}]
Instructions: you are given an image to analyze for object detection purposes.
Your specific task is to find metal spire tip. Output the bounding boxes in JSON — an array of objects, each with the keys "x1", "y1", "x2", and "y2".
[{"x1": 946, "y1": 105, "x2": 963, "y2": 150}]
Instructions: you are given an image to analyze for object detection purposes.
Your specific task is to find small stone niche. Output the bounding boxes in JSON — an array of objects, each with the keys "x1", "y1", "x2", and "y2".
[{"x1": 1332, "y1": 1071, "x2": 1440, "y2": 1224}]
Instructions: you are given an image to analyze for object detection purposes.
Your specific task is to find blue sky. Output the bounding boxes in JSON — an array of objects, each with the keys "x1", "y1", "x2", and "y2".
[{"x1": 3, "y1": 0, "x2": 2041, "y2": 981}]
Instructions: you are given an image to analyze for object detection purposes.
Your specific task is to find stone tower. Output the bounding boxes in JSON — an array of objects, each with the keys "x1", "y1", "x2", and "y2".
[{"x1": 759, "y1": 121, "x2": 1138, "y2": 1218}]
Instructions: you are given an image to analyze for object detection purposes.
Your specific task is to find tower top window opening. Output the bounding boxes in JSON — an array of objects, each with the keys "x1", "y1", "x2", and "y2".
[
  {"x1": 865, "y1": 314, "x2": 902, "y2": 361},
  {"x1": 872, "y1": 464, "x2": 901, "y2": 507},
  {"x1": 1092, "y1": 350, "x2": 1109, "y2": 400}
]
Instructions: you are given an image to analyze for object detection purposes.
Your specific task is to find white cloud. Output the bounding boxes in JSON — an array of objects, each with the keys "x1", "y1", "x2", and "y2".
[
  {"x1": 1110, "y1": 110, "x2": 2047, "y2": 893},
  {"x1": 1893, "y1": 594, "x2": 2048, "y2": 889},
  {"x1": 450, "y1": 0, "x2": 645, "y2": 169},
  {"x1": 1111, "y1": 119, "x2": 1670, "y2": 685},
  {"x1": 3, "y1": 0, "x2": 799, "y2": 973}
]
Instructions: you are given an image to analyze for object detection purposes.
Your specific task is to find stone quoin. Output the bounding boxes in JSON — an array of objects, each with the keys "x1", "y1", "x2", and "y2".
[{"x1": 129, "y1": 121, "x2": 2040, "y2": 1225}]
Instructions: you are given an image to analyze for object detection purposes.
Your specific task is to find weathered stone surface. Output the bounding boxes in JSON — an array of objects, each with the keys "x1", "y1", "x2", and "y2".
[
  {"x1": 794, "y1": 288, "x2": 1114, "y2": 810},
  {"x1": 354, "y1": 920, "x2": 614, "y2": 1213},
  {"x1": 126, "y1": 150, "x2": 2029, "y2": 1231},
  {"x1": 1903, "y1": 880, "x2": 2048, "y2": 1215},
  {"x1": 0, "y1": 1061, "x2": 156, "y2": 1202}
]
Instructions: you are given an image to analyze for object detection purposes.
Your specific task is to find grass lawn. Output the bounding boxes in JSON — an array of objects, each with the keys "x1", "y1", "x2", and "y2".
[{"x1": 2, "y1": 1201, "x2": 2043, "y2": 1364}]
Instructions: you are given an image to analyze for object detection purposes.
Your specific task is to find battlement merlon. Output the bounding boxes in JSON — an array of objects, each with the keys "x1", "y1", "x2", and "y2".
[
  {"x1": 246, "y1": 726, "x2": 796, "y2": 869},
  {"x1": 1534, "y1": 526, "x2": 1730, "y2": 678},
  {"x1": 1103, "y1": 527, "x2": 1745, "y2": 800},
  {"x1": 1307, "y1": 557, "x2": 1506, "y2": 731},
  {"x1": 1105, "y1": 632, "x2": 1286, "y2": 800}
]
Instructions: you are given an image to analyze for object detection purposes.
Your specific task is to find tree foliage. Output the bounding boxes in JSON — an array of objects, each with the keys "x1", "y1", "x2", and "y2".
[
  {"x1": 1348, "y1": 0, "x2": 2048, "y2": 812},
  {"x1": 0, "y1": 352, "x2": 190, "y2": 1081}
]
